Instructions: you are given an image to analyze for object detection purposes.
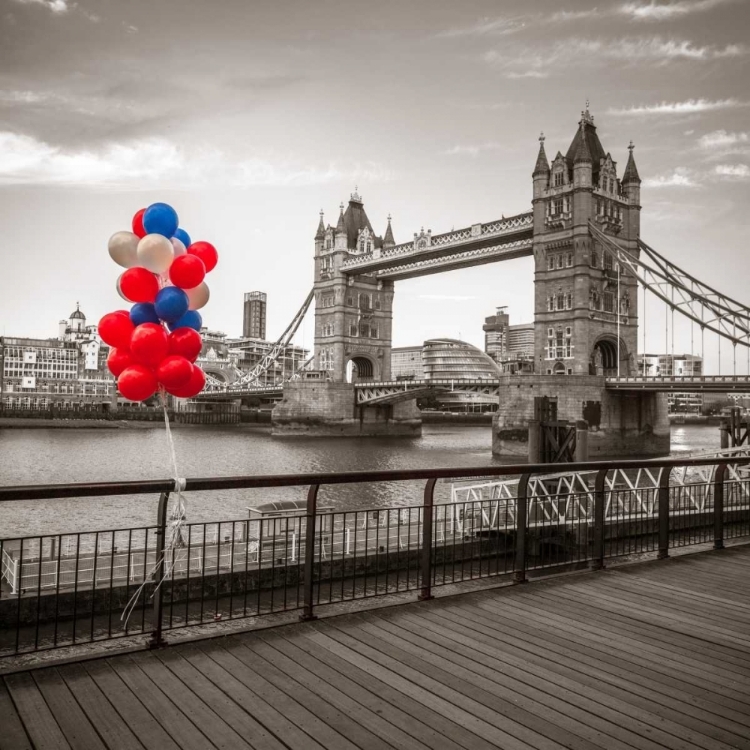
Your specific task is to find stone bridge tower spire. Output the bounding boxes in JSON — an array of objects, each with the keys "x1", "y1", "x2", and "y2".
[
  {"x1": 532, "y1": 105, "x2": 641, "y2": 377},
  {"x1": 313, "y1": 189, "x2": 395, "y2": 383}
]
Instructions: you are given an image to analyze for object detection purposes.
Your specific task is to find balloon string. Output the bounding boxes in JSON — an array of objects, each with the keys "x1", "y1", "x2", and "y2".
[{"x1": 121, "y1": 391, "x2": 186, "y2": 627}]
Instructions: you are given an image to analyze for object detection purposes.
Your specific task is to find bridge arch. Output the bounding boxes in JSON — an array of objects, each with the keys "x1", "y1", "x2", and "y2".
[
  {"x1": 346, "y1": 355, "x2": 376, "y2": 383},
  {"x1": 201, "y1": 366, "x2": 231, "y2": 384},
  {"x1": 591, "y1": 334, "x2": 630, "y2": 377}
]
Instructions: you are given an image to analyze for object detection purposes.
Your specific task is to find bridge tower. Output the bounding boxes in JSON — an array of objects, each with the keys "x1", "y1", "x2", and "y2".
[
  {"x1": 313, "y1": 190, "x2": 395, "y2": 383},
  {"x1": 532, "y1": 105, "x2": 641, "y2": 377}
]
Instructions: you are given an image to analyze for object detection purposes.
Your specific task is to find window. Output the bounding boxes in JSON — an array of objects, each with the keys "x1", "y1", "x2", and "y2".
[
  {"x1": 325, "y1": 238, "x2": 332, "y2": 250},
  {"x1": 603, "y1": 252, "x2": 613, "y2": 271},
  {"x1": 359, "y1": 293, "x2": 371, "y2": 311},
  {"x1": 566, "y1": 292, "x2": 572, "y2": 309},
  {"x1": 346, "y1": 296, "x2": 353, "y2": 306},
  {"x1": 566, "y1": 252, "x2": 573, "y2": 267},
  {"x1": 547, "y1": 297, "x2": 553, "y2": 312},
  {"x1": 370, "y1": 326, "x2": 379, "y2": 339},
  {"x1": 374, "y1": 298, "x2": 381, "y2": 310},
  {"x1": 556, "y1": 255, "x2": 563, "y2": 269},
  {"x1": 359, "y1": 238, "x2": 365, "y2": 253},
  {"x1": 548, "y1": 328, "x2": 554, "y2": 337},
  {"x1": 553, "y1": 171, "x2": 563, "y2": 187},
  {"x1": 556, "y1": 293, "x2": 564, "y2": 310},
  {"x1": 547, "y1": 256, "x2": 554, "y2": 271},
  {"x1": 590, "y1": 249, "x2": 598, "y2": 268},
  {"x1": 603, "y1": 291, "x2": 614, "y2": 312},
  {"x1": 359, "y1": 323, "x2": 369, "y2": 337},
  {"x1": 553, "y1": 198, "x2": 564, "y2": 215},
  {"x1": 349, "y1": 323, "x2": 358, "y2": 337}
]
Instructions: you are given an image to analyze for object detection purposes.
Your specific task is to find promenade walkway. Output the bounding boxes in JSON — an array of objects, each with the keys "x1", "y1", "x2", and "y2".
[{"x1": 2, "y1": 545, "x2": 749, "y2": 750}]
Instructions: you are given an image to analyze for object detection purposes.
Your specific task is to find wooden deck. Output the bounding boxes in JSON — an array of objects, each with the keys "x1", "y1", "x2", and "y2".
[{"x1": 2, "y1": 545, "x2": 750, "y2": 750}]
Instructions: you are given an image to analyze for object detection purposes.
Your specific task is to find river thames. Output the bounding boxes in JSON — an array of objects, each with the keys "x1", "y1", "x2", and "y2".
[{"x1": 0, "y1": 423, "x2": 721, "y2": 538}]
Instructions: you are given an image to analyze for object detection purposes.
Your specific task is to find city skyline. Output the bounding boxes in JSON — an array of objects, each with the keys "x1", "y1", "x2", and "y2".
[{"x1": 1, "y1": 0, "x2": 749, "y2": 370}]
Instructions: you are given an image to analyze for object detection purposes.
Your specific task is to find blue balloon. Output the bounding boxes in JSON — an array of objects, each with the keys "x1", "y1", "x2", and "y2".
[
  {"x1": 173, "y1": 227, "x2": 191, "y2": 247},
  {"x1": 154, "y1": 287, "x2": 189, "y2": 323},
  {"x1": 143, "y1": 202, "x2": 179, "y2": 238},
  {"x1": 129, "y1": 302, "x2": 160, "y2": 327},
  {"x1": 169, "y1": 310, "x2": 203, "y2": 332}
]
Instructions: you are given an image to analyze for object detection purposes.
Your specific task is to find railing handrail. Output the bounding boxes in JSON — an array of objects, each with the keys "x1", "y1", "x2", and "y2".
[{"x1": 2, "y1": 455, "x2": 750, "y2": 501}]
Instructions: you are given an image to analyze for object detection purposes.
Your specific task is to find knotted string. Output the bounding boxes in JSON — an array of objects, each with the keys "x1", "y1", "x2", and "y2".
[{"x1": 121, "y1": 390, "x2": 187, "y2": 627}]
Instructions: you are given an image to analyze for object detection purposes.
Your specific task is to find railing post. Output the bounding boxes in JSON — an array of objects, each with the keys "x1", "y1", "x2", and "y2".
[
  {"x1": 657, "y1": 469, "x2": 670, "y2": 559},
  {"x1": 590, "y1": 469, "x2": 608, "y2": 571},
  {"x1": 299, "y1": 484, "x2": 319, "y2": 621},
  {"x1": 419, "y1": 478, "x2": 437, "y2": 601},
  {"x1": 149, "y1": 491, "x2": 170, "y2": 649},
  {"x1": 714, "y1": 463, "x2": 727, "y2": 551},
  {"x1": 514, "y1": 473, "x2": 531, "y2": 584}
]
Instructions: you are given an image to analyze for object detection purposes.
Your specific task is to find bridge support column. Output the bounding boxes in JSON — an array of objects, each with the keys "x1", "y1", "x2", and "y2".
[
  {"x1": 272, "y1": 378, "x2": 421, "y2": 437},
  {"x1": 493, "y1": 375, "x2": 670, "y2": 458}
]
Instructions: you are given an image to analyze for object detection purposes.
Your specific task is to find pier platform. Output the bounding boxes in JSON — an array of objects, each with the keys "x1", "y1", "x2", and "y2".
[{"x1": 2, "y1": 544, "x2": 749, "y2": 749}]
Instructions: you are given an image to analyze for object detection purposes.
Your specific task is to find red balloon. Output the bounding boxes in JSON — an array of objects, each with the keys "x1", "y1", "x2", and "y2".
[
  {"x1": 156, "y1": 355, "x2": 193, "y2": 389},
  {"x1": 165, "y1": 365, "x2": 206, "y2": 398},
  {"x1": 187, "y1": 241, "x2": 218, "y2": 273},
  {"x1": 119, "y1": 267, "x2": 159, "y2": 303},
  {"x1": 129, "y1": 322, "x2": 169, "y2": 368},
  {"x1": 114, "y1": 309, "x2": 131, "y2": 318},
  {"x1": 118, "y1": 365, "x2": 158, "y2": 402},
  {"x1": 132, "y1": 208, "x2": 147, "y2": 238},
  {"x1": 168, "y1": 327, "x2": 203, "y2": 362},
  {"x1": 107, "y1": 348, "x2": 132, "y2": 377},
  {"x1": 99, "y1": 312, "x2": 135, "y2": 349},
  {"x1": 169, "y1": 254, "x2": 206, "y2": 289}
]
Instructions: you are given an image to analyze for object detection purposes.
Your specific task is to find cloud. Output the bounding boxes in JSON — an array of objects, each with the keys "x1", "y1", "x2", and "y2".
[
  {"x1": 698, "y1": 130, "x2": 749, "y2": 149},
  {"x1": 0, "y1": 131, "x2": 395, "y2": 189},
  {"x1": 435, "y1": 16, "x2": 527, "y2": 38},
  {"x1": 10, "y1": 0, "x2": 70, "y2": 13},
  {"x1": 714, "y1": 164, "x2": 750, "y2": 178},
  {"x1": 642, "y1": 169, "x2": 700, "y2": 187},
  {"x1": 620, "y1": 0, "x2": 736, "y2": 21},
  {"x1": 443, "y1": 142, "x2": 506, "y2": 157},
  {"x1": 484, "y1": 38, "x2": 746, "y2": 77},
  {"x1": 608, "y1": 98, "x2": 747, "y2": 115}
]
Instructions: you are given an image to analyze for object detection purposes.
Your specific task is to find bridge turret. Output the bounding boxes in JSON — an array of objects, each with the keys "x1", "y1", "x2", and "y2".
[
  {"x1": 334, "y1": 203, "x2": 347, "y2": 251},
  {"x1": 622, "y1": 141, "x2": 642, "y2": 239},
  {"x1": 532, "y1": 133, "x2": 550, "y2": 234},
  {"x1": 383, "y1": 214, "x2": 395, "y2": 248},
  {"x1": 314, "y1": 210, "x2": 325, "y2": 253}
]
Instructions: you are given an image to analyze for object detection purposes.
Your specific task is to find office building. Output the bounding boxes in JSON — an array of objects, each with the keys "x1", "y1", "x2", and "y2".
[{"x1": 243, "y1": 291, "x2": 267, "y2": 340}]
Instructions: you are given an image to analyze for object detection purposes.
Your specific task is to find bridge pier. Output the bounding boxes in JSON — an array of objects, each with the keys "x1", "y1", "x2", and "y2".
[
  {"x1": 493, "y1": 375, "x2": 670, "y2": 458},
  {"x1": 272, "y1": 377, "x2": 422, "y2": 437}
]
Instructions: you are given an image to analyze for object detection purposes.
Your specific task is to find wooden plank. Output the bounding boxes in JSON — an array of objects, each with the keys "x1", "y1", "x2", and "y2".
[
  {"x1": 307, "y1": 623, "x2": 545, "y2": 750},
  {"x1": 82, "y1": 661, "x2": 181, "y2": 750},
  {"x1": 236, "y1": 634, "x2": 429, "y2": 750},
  {"x1": 108, "y1": 656, "x2": 218, "y2": 750},
  {"x1": 57, "y1": 663, "x2": 144, "y2": 750},
  {"x1": 359, "y1": 613, "x2": 642, "y2": 750},
  {"x1": 196, "y1": 642, "x2": 358, "y2": 750},
  {"x1": 300, "y1": 628, "x2": 504, "y2": 750},
  {"x1": 492, "y1": 589, "x2": 750, "y2": 692},
  {"x1": 255, "y1": 630, "x2": 451, "y2": 750},
  {"x1": 0, "y1": 679, "x2": 32, "y2": 750},
  {"x1": 280, "y1": 626, "x2": 482, "y2": 750},
  {"x1": 33, "y1": 668, "x2": 106, "y2": 750},
  {"x1": 397, "y1": 607, "x2": 750, "y2": 750},
  {"x1": 474, "y1": 596, "x2": 750, "y2": 711},
  {"x1": 126, "y1": 652, "x2": 253, "y2": 750},
  {"x1": 161, "y1": 646, "x2": 316, "y2": 750},
  {"x1": 429, "y1": 601, "x2": 750, "y2": 733},
  {"x1": 4, "y1": 672, "x2": 71, "y2": 750}
]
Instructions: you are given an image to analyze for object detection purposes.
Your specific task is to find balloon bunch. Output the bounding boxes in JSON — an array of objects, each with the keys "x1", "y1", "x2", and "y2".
[{"x1": 99, "y1": 203, "x2": 219, "y2": 402}]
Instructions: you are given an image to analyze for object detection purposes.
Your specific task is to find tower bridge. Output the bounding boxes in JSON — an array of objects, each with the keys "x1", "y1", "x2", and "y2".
[{"x1": 196, "y1": 104, "x2": 750, "y2": 454}]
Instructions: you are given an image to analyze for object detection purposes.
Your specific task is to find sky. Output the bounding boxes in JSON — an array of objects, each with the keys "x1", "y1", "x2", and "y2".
[{"x1": 1, "y1": 0, "x2": 749, "y2": 369}]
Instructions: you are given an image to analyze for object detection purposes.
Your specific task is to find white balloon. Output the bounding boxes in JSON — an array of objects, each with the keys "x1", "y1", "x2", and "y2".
[
  {"x1": 137, "y1": 234, "x2": 174, "y2": 274},
  {"x1": 171, "y1": 238, "x2": 187, "y2": 257},
  {"x1": 108, "y1": 231, "x2": 139, "y2": 269},
  {"x1": 186, "y1": 282, "x2": 210, "y2": 310},
  {"x1": 116, "y1": 275, "x2": 128, "y2": 301}
]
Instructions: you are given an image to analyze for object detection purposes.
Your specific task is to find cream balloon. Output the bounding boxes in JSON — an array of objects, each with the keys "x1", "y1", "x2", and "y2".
[
  {"x1": 171, "y1": 238, "x2": 187, "y2": 257},
  {"x1": 108, "y1": 231, "x2": 139, "y2": 268},
  {"x1": 186, "y1": 282, "x2": 210, "y2": 310},
  {"x1": 136, "y1": 234, "x2": 174, "y2": 274}
]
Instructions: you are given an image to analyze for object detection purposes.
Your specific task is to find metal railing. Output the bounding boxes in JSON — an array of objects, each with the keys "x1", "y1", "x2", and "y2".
[{"x1": 1, "y1": 456, "x2": 749, "y2": 657}]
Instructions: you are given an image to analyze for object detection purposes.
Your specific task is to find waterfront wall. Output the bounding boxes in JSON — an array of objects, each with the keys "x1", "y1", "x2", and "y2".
[
  {"x1": 272, "y1": 381, "x2": 421, "y2": 437},
  {"x1": 492, "y1": 374, "x2": 671, "y2": 457}
]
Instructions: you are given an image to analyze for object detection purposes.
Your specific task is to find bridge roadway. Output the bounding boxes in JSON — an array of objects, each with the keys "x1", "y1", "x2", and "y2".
[
  {"x1": 2, "y1": 545, "x2": 749, "y2": 749},
  {"x1": 194, "y1": 375, "x2": 750, "y2": 402}
]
